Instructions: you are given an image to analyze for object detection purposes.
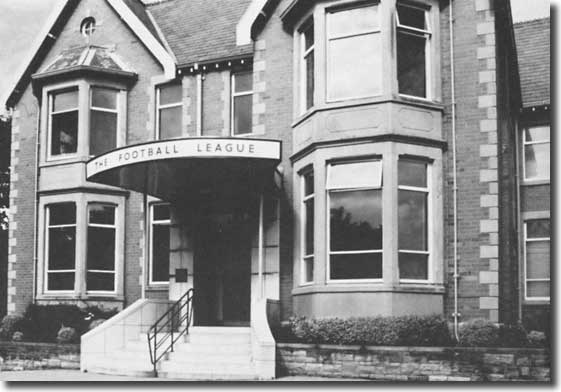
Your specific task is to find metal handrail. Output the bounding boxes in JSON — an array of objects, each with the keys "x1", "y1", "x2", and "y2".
[{"x1": 147, "y1": 288, "x2": 194, "y2": 376}]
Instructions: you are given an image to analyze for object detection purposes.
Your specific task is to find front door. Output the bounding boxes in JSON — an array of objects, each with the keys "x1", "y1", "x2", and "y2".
[{"x1": 194, "y1": 208, "x2": 252, "y2": 326}]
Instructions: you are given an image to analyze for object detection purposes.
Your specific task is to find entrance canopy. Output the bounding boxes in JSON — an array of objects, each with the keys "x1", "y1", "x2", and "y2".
[{"x1": 86, "y1": 138, "x2": 282, "y2": 202}]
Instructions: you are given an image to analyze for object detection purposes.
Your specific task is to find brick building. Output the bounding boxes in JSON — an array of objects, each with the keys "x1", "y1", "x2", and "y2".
[{"x1": 2, "y1": 0, "x2": 549, "y2": 379}]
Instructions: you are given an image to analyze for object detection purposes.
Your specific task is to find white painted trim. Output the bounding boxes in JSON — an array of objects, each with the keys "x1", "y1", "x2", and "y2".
[
  {"x1": 106, "y1": 0, "x2": 176, "y2": 79},
  {"x1": 236, "y1": 0, "x2": 268, "y2": 45}
]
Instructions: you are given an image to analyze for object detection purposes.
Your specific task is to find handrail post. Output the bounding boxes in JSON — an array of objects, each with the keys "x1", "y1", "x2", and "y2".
[{"x1": 170, "y1": 307, "x2": 174, "y2": 353}]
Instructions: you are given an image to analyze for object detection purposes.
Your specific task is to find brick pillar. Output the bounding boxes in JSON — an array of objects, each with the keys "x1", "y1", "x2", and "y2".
[{"x1": 7, "y1": 110, "x2": 20, "y2": 314}]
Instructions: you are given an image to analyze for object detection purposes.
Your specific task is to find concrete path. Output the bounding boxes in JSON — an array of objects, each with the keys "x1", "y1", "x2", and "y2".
[{"x1": 0, "y1": 369, "x2": 367, "y2": 382}]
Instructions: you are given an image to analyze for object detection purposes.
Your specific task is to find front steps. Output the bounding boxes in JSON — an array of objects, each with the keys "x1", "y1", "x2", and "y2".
[{"x1": 86, "y1": 326, "x2": 261, "y2": 380}]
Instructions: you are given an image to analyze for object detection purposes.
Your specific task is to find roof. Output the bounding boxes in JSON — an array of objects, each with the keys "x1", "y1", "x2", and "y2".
[
  {"x1": 147, "y1": 0, "x2": 254, "y2": 67},
  {"x1": 121, "y1": 0, "x2": 163, "y2": 45},
  {"x1": 513, "y1": 18, "x2": 550, "y2": 108}
]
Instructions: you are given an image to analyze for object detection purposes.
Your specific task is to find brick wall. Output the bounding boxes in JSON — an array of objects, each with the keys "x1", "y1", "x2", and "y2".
[
  {"x1": 0, "y1": 342, "x2": 80, "y2": 371},
  {"x1": 277, "y1": 343, "x2": 551, "y2": 382}
]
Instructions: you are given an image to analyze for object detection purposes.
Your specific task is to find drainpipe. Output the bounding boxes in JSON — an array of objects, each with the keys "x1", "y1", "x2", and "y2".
[
  {"x1": 449, "y1": 0, "x2": 460, "y2": 341},
  {"x1": 32, "y1": 99, "x2": 41, "y2": 304},
  {"x1": 195, "y1": 64, "x2": 202, "y2": 136},
  {"x1": 258, "y1": 193, "x2": 264, "y2": 299}
]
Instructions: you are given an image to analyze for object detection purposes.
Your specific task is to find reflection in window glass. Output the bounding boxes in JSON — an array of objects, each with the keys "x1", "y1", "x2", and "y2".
[
  {"x1": 47, "y1": 203, "x2": 76, "y2": 291},
  {"x1": 87, "y1": 204, "x2": 116, "y2": 292},
  {"x1": 50, "y1": 90, "x2": 78, "y2": 156}
]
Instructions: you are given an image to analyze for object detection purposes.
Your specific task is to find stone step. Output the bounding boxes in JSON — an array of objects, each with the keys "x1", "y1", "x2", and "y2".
[
  {"x1": 166, "y1": 351, "x2": 252, "y2": 365},
  {"x1": 174, "y1": 342, "x2": 252, "y2": 355},
  {"x1": 159, "y1": 361, "x2": 255, "y2": 376}
]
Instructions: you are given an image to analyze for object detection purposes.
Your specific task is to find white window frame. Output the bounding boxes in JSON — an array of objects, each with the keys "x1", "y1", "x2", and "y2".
[
  {"x1": 45, "y1": 202, "x2": 77, "y2": 293},
  {"x1": 89, "y1": 86, "x2": 120, "y2": 156},
  {"x1": 300, "y1": 170, "x2": 315, "y2": 285},
  {"x1": 156, "y1": 83, "x2": 183, "y2": 140},
  {"x1": 523, "y1": 219, "x2": 550, "y2": 301},
  {"x1": 299, "y1": 18, "x2": 315, "y2": 114},
  {"x1": 522, "y1": 125, "x2": 550, "y2": 182},
  {"x1": 325, "y1": 2, "x2": 382, "y2": 102},
  {"x1": 398, "y1": 159, "x2": 432, "y2": 283},
  {"x1": 47, "y1": 87, "x2": 80, "y2": 160},
  {"x1": 231, "y1": 71, "x2": 254, "y2": 136},
  {"x1": 86, "y1": 203, "x2": 118, "y2": 294},
  {"x1": 326, "y1": 159, "x2": 384, "y2": 283},
  {"x1": 395, "y1": 2, "x2": 432, "y2": 100},
  {"x1": 149, "y1": 203, "x2": 171, "y2": 285}
]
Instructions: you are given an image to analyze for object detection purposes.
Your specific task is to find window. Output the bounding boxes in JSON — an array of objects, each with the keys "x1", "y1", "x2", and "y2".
[
  {"x1": 396, "y1": 3, "x2": 431, "y2": 98},
  {"x1": 300, "y1": 19, "x2": 314, "y2": 113},
  {"x1": 326, "y1": 4, "x2": 381, "y2": 101},
  {"x1": 150, "y1": 203, "x2": 171, "y2": 284},
  {"x1": 80, "y1": 17, "x2": 96, "y2": 37},
  {"x1": 524, "y1": 219, "x2": 550, "y2": 300},
  {"x1": 87, "y1": 204, "x2": 116, "y2": 292},
  {"x1": 49, "y1": 89, "x2": 79, "y2": 156},
  {"x1": 327, "y1": 160, "x2": 383, "y2": 280},
  {"x1": 301, "y1": 171, "x2": 314, "y2": 284},
  {"x1": 157, "y1": 84, "x2": 182, "y2": 139},
  {"x1": 46, "y1": 203, "x2": 77, "y2": 291},
  {"x1": 398, "y1": 159, "x2": 429, "y2": 280},
  {"x1": 231, "y1": 72, "x2": 253, "y2": 135},
  {"x1": 523, "y1": 125, "x2": 550, "y2": 181},
  {"x1": 90, "y1": 87, "x2": 118, "y2": 156}
]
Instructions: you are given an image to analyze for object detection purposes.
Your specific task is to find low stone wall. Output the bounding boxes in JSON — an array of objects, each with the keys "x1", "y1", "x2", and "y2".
[
  {"x1": 277, "y1": 343, "x2": 551, "y2": 382},
  {"x1": 0, "y1": 342, "x2": 80, "y2": 371}
]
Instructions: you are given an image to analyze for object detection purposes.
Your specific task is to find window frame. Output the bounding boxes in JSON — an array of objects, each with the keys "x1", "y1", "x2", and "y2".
[
  {"x1": 156, "y1": 83, "x2": 183, "y2": 140},
  {"x1": 523, "y1": 219, "x2": 550, "y2": 301},
  {"x1": 398, "y1": 158, "x2": 432, "y2": 283},
  {"x1": 300, "y1": 169, "x2": 315, "y2": 285},
  {"x1": 395, "y1": 1, "x2": 432, "y2": 100},
  {"x1": 89, "y1": 86, "x2": 120, "y2": 157},
  {"x1": 149, "y1": 203, "x2": 171, "y2": 286},
  {"x1": 522, "y1": 124, "x2": 550, "y2": 182},
  {"x1": 299, "y1": 18, "x2": 315, "y2": 114},
  {"x1": 231, "y1": 71, "x2": 254, "y2": 136},
  {"x1": 326, "y1": 159, "x2": 384, "y2": 283},
  {"x1": 47, "y1": 87, "x2": 80, "y2": 160}
]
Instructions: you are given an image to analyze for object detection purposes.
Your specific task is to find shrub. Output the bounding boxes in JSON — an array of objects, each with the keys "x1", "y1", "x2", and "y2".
[
  {"x1": 527, "y1": 331, "x2": 547, "y2": 347},
  {"x1": 458, "y1": 318, "x2": 499, "y2": 347},
  {"x1": 56, "y1": 327, "x2": 78, "y2": 343},
  {"x1": 498, "y1": 323, "x2": 528, "y2": 348},
  {"x1": 11, "y1": 331, "x2": 24, "y2": 342},
  {"x1": 88, "y1": 319, "x2": 106, "y2": 331},
  {"x1": 0, "y1": 314, "x2": 26, "y2": 341},
  {"x1": 287, "y1": 314, "x2": 452, "y2": 346}
]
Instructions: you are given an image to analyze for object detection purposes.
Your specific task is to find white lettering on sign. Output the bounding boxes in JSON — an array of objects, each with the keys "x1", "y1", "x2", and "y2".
[{"x1": 86, "y1": 138, "x2": 281, "y2": 179}]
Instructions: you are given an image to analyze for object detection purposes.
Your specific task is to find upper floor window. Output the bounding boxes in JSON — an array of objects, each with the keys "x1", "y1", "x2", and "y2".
[
  {"x1": 231, "y1": 72, "x2": 253, "y2": 135},
  {"x1": 396, "y1": 3, "x2": 431, "y2": 98},
  {"x1": 327, "y1": 160, "x2": 383, "y2": 281},
  {"x1": 90, "y1": 87, "x2": 118, "y2": 156},
  {"x1": 301, "y1": 170, "x2": 315, "y2": 284},
  {"x1": 523, "y1": 125, "x2": 550, "y2": 181},
  {"x1": 157, "y1": 84, "x2": 182, "y2": 139},
  {"x1": 524, "y1": 218, "x2": 550, "y2": 300},
  {"x1": 149, "y1": 203, "x2": 171, "y2": 285},
  {"x1": 299, "y1": 19, "x2": 315, "y2": 113},
  {"x1": 49, "y1": 89, "x2": 79, "y2": 157},
  {"x1": 326, "y1": 3, "x2": 381, "y2": 101},
  {"x1": 80, "y1": 17, "x2": 96, "y2": 37}
]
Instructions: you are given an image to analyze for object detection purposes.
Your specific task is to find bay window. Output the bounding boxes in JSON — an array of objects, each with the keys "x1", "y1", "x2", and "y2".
[
  {"x1": 157, "y1": 83, "x2": 182, "y2": 139},
  {"x1": 300, "y1": 19, "x2": 315, "y2": 113},
  {"x1": 327, "y1": 160, "x2": 383, "y2": 281},
  {"x1": 46, "y1": 203, "x2": 77, "y2": 291},
  {"x1": 524, "y1": 219, "x2": 550, "y2": 300},
  {"x1": 49, "y1": 89, "x2": 79, "y2": 157},
  {"x1": 90, "y1": 87, "x2": 118, "y2": 156},
  {"x1": 150, "y1": 203, "x2": 171, "y2": 285},
  {"x1": 301, "y1": 171, "x2": 315, "y2": 284},
  {"x1": 87, "y1": 204, "x2": 116, "y2": 292},
  {"x1": 523, "y1": 125, "x2": 550, "y2": 181},
  {"x1": 231, "y1": 72, "x2": 253, "y2": 135}
]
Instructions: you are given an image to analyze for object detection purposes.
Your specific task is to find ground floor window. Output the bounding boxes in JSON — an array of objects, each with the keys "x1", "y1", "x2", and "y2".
[
  {"x1": 46, "y1": 203, "x2": 76, "y2": 291},
  {"x1": 301, "y1": 170, "x2": 315, "y2": 284},
  {"x1": 524, "y1": 218, "x2": 550, "y2": 301},
  {"x1": 149, "y1": 203, "x2": 171, "y2": 285},
  {"x1": 87, "y1": 203, "x2": 116, "y2": 292}
]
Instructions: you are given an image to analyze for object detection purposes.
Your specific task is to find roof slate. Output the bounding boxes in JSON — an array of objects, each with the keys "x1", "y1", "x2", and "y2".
[
  {"x1": 147, "y1": 0, "x2": 254, "y2": 67},
  {"x1": 513, "y1": 18, "x2": 550, "y2": 108},
  {"x1": 122, "y1": 0, "x2": 164, "y2": 45},
  {"x1": 39, "y1": 45, "x2": 135, "y2": 75}
]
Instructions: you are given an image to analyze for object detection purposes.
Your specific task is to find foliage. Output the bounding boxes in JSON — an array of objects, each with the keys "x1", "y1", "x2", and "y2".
[
  {"x1": 0, "y1": 314, "x2": 25, "y2": 341},
  {"x1": 11, "y1": 331, "x2": 24, "y2": 342},
  {"x1": 457, "y1": 318, "x2": 499, "y2": 347},
  {"x1": 498, "y1": 323, "x2": 528, "y2": 348},
  {"x1": 56, "y1": 327, "x2": 78, "y2": 343},
  {"x1": 88, "y1": 319, "x2": 106, "y2": 331},
  {"x1": 527, "y1": 330, "x2": 547, "y2": 347}
]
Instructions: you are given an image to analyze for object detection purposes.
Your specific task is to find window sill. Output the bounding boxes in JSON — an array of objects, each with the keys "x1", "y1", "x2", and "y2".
[
  {"x1": 146, "y1": 284, "x2": 169, "y2": 291},
  {"x1": 292, "y1": 282, "x2": 445, "y2": 296},
  {"x1": 36, "y1": 294, "x2": 125, "y2": 301},
  {"x1": 521, "y1": 179, "x2": 550, "y2": 186},
  {"x1": 40, "y1": 156, "x2": 90, "y2": 168},
  {"x1": 523, "y1": 298, "x2": 550, "y2": 305}
]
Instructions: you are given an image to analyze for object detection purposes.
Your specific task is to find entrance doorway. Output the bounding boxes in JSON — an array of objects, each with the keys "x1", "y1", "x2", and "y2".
[{"x1": 193, "y1": 204, "x2": 252, "y2": 326}]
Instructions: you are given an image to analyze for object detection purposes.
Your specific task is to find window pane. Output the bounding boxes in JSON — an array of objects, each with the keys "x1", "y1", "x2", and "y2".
[
  {"x1": 327, "y1": 5, "x2": 378, "y2": 37},
  {"x1": 399, "y1": 252, "x2": 428, "y2": 280},
  {"x1": 303, "y1": 23, "x2": 314, "y2": 50},
  {"x1": 90, "y1": 110, "x2": 117, "y2": 156},
  {"x1": 49, "y1": 203, "x2": 76, "y2": 225},
  {"x1": 48, "y1": 272, "x2": 75, "y2": 291},
  {"x1": 159, "y1": 106, "x2": 182, "y2": 139},
  {"x1": 91, "y1": 88, "x2": 117, "y2": 109},
  {"x1": 234, "y1": 72, "x2": 253, "y2": 93},
  {"x1": 526, "y1": 241, "x2": 550, "y2": 279},
  {"x1": 397, "y1": 31, "x2": 426, "y2": 97},
  {"x1": 304, "y1": 257, "x2": 314, "y2": 282},
  {"x1": 330, "y1": 252, "x2": 382, "y2": 279},
  {"x1": 51, "y1": 111, "x2": 78, "y2": 155},
  {"x1": 87, "y1": 227, "x2": 115, "y2": 270},
  {"x1": 48, "y1": 227, "x2": 76, "y2": 270},
  {"x1": 305, "y1": 199, "x2": 314, "y2": 255},
  {"x1": 152, "y1": 224, "x2": 170, "y2": 282},
  {"x1": 87, "y1": 272, "x2": 115, "y2": 291},
  {"x1": 328, "y1": 161, "x2": 382, "y2": 189},
  {"x1": 399, "y1": 160, "x2": 427, "y2": 187},
  {"x1": 53, "y1": 90, "x2": 78, "y2": 112},
  {"x1": 153, "y1": 204, "x2": 170, "y2": 221},
  {"x1": 330, "y1": 189, "x2": 382, "y2": 251},
  {"x1": 304, "y1": 173, "x2": 314, "y2": 196},
  {"x1": 398, "y1": 190, "x2": 427, "y2": 250},
  {"x1": 397, "y1": 4, "x2": 426, "y2": 29},
  {"x1": 328, "y1": 34, "x2": 381, "y2": 100},
  {"x1": 525, "y1": 143, "x2": 550, "y2": 179},
  {"x1": 525, "y1": 126, "x2": 549, "y2": 142},
  {"x1": 527, "y1": 219, "x2": 550, "y2": 238},
  {"x1": 89, "y1": 204, "x2": 115, "y2": 225},
  {"x1": 305, "y1": 51, "x2": 314, "y2": 110},
  {"x1": 159, "y1": 84, "x2": 182, "y2": 105},
  {"x1": 527, "y1": 281, "x2": 549, "y2": 298},
  {"x1": 233, "y1": 94, "x2": 252, "y2": 135}
]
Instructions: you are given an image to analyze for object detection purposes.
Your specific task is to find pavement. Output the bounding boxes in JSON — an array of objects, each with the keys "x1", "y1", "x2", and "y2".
[{"x1": 0, "y1": 370, "x2": 367, "y2": 382}]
